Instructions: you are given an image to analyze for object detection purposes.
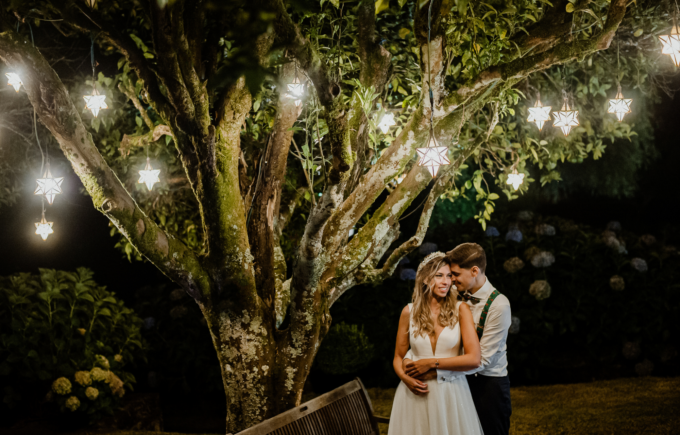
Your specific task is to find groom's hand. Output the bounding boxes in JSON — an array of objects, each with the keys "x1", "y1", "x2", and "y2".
[{"x1": 404, "y1": 359, "x2": 434, "y2": 377}]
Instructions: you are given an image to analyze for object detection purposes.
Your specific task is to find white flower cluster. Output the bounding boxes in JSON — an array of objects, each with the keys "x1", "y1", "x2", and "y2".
[
  {"x1": 85, "y1": 386, "x2": 99, "y2": 400},
  {"x1": 95, "y1": 354, "x2": 110, "y2": 369},
  {"x1": 65, "y1": 396, "x2": 80, "y2": 411},
  {"x1": 52, "y1": 377, "x2": 72, "y2": 395},
  {"x1": 602, "y1": 230, "x2": 627, "y2": 254},
  {"x1": 630, "y1": 258, "x2": 648, "y2": 272},
  {"x1": 509, "y1": 316, "x2": 520, "y2": 334},
  {"x1": 74, "y1": 371, "x2": 92, "y2": 386},
  {"x1": 531, "y1": 251, "x2": 555, "y2": 268},
  {"x1": 609, "y1": 275, "x2": 625, "y2": 291},
  {"x1": 535, "y1": 224, "x2": 556, "y2": 236},
  {"x1": 503, "y1": 257, "x2": 525, "y2": 274},
  {"x1": 529, "y1": 280, "x2": 551, "y2": 300}
]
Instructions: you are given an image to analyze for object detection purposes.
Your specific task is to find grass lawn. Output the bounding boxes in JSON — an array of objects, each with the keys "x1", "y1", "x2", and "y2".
[{"x1": 368, "y1": 377, "x2": 680, "y2": 435}]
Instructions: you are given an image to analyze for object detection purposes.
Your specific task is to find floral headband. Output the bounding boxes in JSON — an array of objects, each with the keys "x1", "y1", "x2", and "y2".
[{"x1": 416, "y1": 251, "x2": 446, "y2": 273}]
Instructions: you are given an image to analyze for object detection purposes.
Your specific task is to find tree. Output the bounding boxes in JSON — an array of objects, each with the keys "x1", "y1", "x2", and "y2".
[{"x1": 0, "y1": 0, "x2": 667, "y2": 431}]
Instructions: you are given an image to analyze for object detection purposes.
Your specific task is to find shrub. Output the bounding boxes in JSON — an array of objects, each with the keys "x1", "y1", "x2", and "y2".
[{"x1": 0, "y1": 268, "x2": 144, "y2": 420}]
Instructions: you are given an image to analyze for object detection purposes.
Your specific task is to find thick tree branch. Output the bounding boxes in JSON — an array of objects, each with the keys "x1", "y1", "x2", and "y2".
[
  {"x1": 0, "y1": 30, "x2": 211, "y2": 302},
  {"x1": 249, "y1": 62, "x2": 302, "y2": 305}
]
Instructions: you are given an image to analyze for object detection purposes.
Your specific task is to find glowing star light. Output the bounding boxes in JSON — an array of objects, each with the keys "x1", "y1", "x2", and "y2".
[
  {"x1": 83, "y1": 87, "x2": 108, "y2": 117},
  {"x1": 35, "y1": 212, "x2": 54, "y2": 241},
  {"x1": 34, "y1": 164, "x2": 64, "y2": 205},
  {"x1": 552, "y1": 98, "x2": 579, "y2": 136},
  {"x1": 6, "y1": 73, "x2": 23, "y2": 92},
  {"x1": 659, "y1": 25, "x2": 680, "y2": 67},
  {"x1": 507, "y1": 170, "x2": 525, "y2": 191},
  {"x1": 527, "y1": 99, "x2": 551, "y2": 131},
  {"x1": 377, "y1": 113, "x2": 396, "y2": 134},
  {"x1": 416, "y1": 132, "x2": 450, "y2": 178},
  {"x1": 285, "y1": 76, "x2": 305, "y2": 107},
  {"x1": 608, "y1": 85, "x2": 632, "y2": 122},
  {"x1": 138, "y1": 157, "x2": 160, "y2": 191}
]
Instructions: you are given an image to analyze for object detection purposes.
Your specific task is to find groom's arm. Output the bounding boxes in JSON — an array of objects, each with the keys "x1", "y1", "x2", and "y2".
[{"x1": 461, "y1": 302, "x2": 511, "y2": 376}]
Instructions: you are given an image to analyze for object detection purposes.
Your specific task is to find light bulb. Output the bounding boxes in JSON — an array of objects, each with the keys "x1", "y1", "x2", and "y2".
[{"x1": 138, "y1": 157, "x2": 161, "y2": 191}]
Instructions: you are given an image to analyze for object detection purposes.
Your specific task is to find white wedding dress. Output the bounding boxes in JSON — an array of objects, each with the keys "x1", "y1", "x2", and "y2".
[{"x1": 388, "y1": 302, "x2": 484, "y2": 435}]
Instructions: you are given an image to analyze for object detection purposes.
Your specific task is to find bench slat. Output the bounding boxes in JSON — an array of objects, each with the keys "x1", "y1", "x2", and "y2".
[{"x1": 235, "y1": 378, "x2": 380, "y2": 435}]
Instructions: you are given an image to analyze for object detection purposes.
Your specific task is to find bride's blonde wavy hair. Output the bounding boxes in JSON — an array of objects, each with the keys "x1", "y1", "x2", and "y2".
[{"x1": 410, "y1": 252, "x2": 459, "y2": 338}]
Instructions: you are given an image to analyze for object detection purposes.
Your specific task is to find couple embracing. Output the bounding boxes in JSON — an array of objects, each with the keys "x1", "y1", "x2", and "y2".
[{"x1": 389, "y1": 243, "x2": 512, "y2": 435}]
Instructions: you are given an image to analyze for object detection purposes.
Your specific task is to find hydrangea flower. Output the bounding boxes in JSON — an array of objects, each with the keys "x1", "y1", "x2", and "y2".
[
  {"x1": 635, "y1": 359, "x2": 654, "y2": 377},
  {"x1": 91, "y1": 367, "x2": 110, "y2": 382},
  {"x1": 170, "y1": 305, "x2": 188, "y2": 319},
  {"x1": 517, "y1": 211, "x2": 534, "y2": 221},
  {"x1": 170, "y1": 288, "x2": 185, "y2": 301},
  {"x1": 114, "y1": 354, "x2": 123, "y2": 363},
  {"x1": 85, "y1": 387, "x2": 99, "y2": 400},
  {"x1": 419, "y1": 242, "x2": 438, "y2": 255},
  {"x1": 65, "y1": 396, "x2": 80, "y2": 412},
  {"x1": 505, "y1": 229, "x2": 523, "y2": 243},
  {"x1": 558, "y1": 219, "x2": 578, "y2": 232},
  {"x1": 529, "y1": 280, "x2": 551, "y2": 300},
  {"x1": 602, "y1": 231, "x2": 627, "y2": 254},
  {"x1": 74, "y1": 371, "x2": 92, "y2": 386},
  {"x1": 109, "y1": 373, "x2": 125, "y2": 398},
  {"x1": 485, "y1": 226, "x2": 500, "y2": 237},
  {"x1": 503, "y1": 257, "x2": 525, "y2": 274},
  {"x1": 143, "y1": 317, "x2": 156, "y2": 330},
  {"x1": 400, "y1": 268, "x2": 417, "y2": 281},
  {"x1": 609, "y1": 275, "x2": 625, "y2": 291},
  {"x1": 622, "y1": 341, "x2": 641, "y2": 360},
  {"x1": 398, "y1": 256, "x2": 411, "y2": 266},
  {"x1": 509, "y1": 316, "x2": 520, "y2": 334},
  {"x1": 52, "y1": 377, "x2": 72, "y2": 395},
  {"x1": 606, "y1": 221, "x2": 622, "y2": 232},
  {"x1": 531, "y1": 252, "x2": 555, "y2": 268},
  {"x1": 640, "y1": 234, "x2": 656, "y2": 246},
  {"x1": 631, "y1": 258, "x2": 648, "y2": 272},
  {"x1": 95, "y1": 355, "x2": 110, "y2": 369},
  {"x1": 535, "y1": 224, "x2": 556, "y2": 236}
]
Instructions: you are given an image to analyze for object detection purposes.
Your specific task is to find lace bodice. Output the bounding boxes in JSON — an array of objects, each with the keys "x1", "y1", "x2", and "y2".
[{"x1": 407, "y1": 302, "x2": 463, "y2": 360}]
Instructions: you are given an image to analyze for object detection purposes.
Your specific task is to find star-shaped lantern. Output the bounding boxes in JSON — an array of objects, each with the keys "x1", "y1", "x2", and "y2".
[
  {"x1": 83, "y1": 87, "x2": 108, "y2": 117},
  {"x1": 607, "y1": 84, "x2": 632, "y2": 122},
  {"x1": 552, "y1": 98, "x2": 579, "y2": 136},
  {"x1": 35, "y1": 211, "x2": 54, "y2": 241},
  {"x1": 527, "y1": 99, "x2": 552, "y2": 131},
  {"x1": 138, "y1": 157, "x2": 161, "y2": 191},
  {"x1": 416, "y1": 131, "x2": 450, "y2": 178},
  {"x1": 506, "y1": 170, "x2": 525, "y2": 191},
  {"x1": 378, "y1": 113, "x2": 396, "y2": 134},
  {"x1": 85, "y1": 0, "x2": 97, "y2": 7},
  {"x1": 6, "y1": 73, "x2": 23, "y2": 92},
  {"x1": 34, "y1": 164, "x2": 64, "y2": 205},
  {"x1": 286, "y1": 76, "x2": 305, "y2": 107},
  {"x1": 659, "y1": 25, "x2": 680, "y2": 67}
]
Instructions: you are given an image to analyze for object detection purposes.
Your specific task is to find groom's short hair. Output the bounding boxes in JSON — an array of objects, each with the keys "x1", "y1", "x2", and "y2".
[{"x1": 447, "y1": 243, "x2": 486, "y2": 273}]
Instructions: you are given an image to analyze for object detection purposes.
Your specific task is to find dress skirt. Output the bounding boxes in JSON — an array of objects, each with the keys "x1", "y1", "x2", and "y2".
[{"x1": 387, "y1": 375, "x2": 484, "y2": 435}]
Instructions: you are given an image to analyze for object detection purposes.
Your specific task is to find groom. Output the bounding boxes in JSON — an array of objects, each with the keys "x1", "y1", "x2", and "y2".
[{"x1": 404, "y1": 243, "x2": 512, "y2": 435}]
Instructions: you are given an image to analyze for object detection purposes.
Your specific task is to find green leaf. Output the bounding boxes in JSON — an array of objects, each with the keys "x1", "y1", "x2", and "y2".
[
  {"x1": 135, "y1": 116, "x2": 143, "y2": 127},
  {"x1": 375, "y1": 0, "x2": 390, "y2": 14}
]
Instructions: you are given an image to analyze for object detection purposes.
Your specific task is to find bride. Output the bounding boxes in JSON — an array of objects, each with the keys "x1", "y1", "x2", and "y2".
[{"x1": 389, "y1": 252, "x2": 484, "y2": 435}]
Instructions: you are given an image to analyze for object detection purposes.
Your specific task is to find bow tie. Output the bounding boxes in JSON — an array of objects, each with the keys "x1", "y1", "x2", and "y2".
[{"x1": 458, "y1": 292, "x2": 481, "y2": 305}]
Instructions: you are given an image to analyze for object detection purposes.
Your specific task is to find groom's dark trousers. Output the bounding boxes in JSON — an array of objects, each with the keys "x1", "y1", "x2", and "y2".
[{"x1": 466, "y1": 374, "x2": 512, "y2": 435}]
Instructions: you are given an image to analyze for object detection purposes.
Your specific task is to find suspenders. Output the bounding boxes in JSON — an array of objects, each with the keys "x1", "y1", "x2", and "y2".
[{"x1": 476, "y1": 289, "x2": 500, "y2": 340}]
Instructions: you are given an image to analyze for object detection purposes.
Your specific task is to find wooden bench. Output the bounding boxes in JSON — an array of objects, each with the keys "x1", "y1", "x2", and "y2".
[{"x1": 229, "y1": 378, "x2": 389, "y2": 435}]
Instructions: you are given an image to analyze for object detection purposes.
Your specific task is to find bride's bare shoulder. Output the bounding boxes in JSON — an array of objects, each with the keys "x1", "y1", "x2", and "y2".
[{"x1": 400, "y1": 304, "x2": 411, "y2": 318}]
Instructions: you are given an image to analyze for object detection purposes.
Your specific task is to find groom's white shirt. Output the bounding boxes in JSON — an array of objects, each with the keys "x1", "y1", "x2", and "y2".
[{"x1": 405, "y1": 279, "x2": 512, "y2": 383}]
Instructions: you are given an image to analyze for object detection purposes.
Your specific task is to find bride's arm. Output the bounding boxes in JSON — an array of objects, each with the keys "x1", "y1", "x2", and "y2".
[
  {"x1": 404, "y1": 304, "x2": 481, "y2": 377},
  {"x1": 394, "y1": 305, "x2": 429, "y2": 395}
]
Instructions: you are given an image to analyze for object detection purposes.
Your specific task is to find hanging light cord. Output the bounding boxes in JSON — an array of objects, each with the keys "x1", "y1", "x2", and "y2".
[{"x1": 427, "y1": 0, "x2": 434, "y2": 129}]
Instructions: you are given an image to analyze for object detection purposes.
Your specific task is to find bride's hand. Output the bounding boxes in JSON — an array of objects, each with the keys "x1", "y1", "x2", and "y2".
[
  {"x1": 405, "y1": 359, "x2": 434, "y2": 377},
  {"x1": 414, "y1": 370, "x2": 438, "y2": 381},
  {"x1": 403, "y1": 376, "x2": 429, "y2": 396}
]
